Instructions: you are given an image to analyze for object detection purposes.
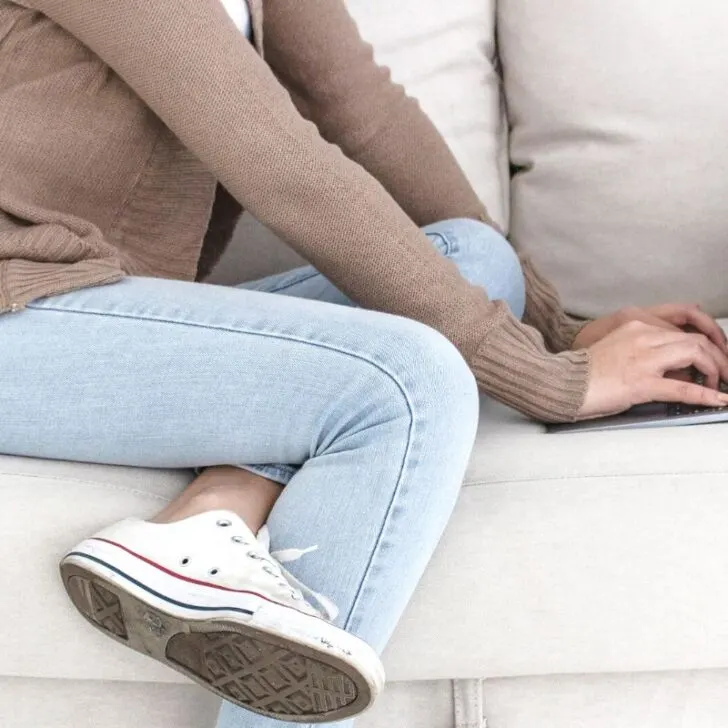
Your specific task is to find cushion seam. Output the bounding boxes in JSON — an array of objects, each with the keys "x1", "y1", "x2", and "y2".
[
  {"x1": 0, "y1": 472, "x2": 173, "y2": 501},
  {"x1": 464, "y1": 470, "x2": 728, "y2": 487}
]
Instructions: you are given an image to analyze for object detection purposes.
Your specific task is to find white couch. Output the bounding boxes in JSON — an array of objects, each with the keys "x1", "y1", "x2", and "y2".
[{"x1": 4, "y1": 1, "x2": 728, "y2": 726}]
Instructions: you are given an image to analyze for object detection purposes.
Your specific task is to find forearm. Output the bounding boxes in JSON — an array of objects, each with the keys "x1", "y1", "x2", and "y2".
[
  {"x1": 332, "y1": 88, "x2": 494, "y2": 227},
  {"x1": 263, "y1": 0, "x2": 494, "y2": 228},
  {"x1": 519, "y1": 254, "x2": 590, "y2": 353}
]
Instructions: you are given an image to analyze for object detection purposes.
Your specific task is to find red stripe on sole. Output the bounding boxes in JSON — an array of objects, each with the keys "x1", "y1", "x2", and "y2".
[{"x1": 90, "y1": 537, "x2": 298, "y2": 612}]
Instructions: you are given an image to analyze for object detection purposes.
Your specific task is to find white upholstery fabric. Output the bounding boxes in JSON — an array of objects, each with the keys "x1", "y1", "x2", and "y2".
[
  {"x1": 500, "y1": 0, "x2": 728, "y2": 319},
  {"x1": 3, "y1": 677, "x2": 456, "y2": 728},
  {"x1": 483, "y1": 670, "x2": 728, "y2": 728},
  {"x1": 8, "y1": 671, "x2": 728, "y2": 728},
  {"x1": 453, "y1": 679, "x2": 485, "y2": 728},
  {"x1": 3, "y1": 366, "x2": 728, "y2": 685},
  {"x1": 386, "y1": 391, "x2": 728, "y2": 680},
  {"x1": 4, "y1": 678, "x2": 220, "y2": 728}
]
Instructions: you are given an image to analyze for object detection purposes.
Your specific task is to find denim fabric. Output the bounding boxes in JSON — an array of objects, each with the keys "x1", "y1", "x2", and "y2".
[
  {"x1": 235, "y1": 219, "x2": 525, "y2": 488},
  {"x1": 0, "y1": 219, "x2": 525, "y2": 728}
]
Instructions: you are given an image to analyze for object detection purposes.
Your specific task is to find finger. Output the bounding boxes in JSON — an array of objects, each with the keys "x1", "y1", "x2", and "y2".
[
  {"x1": 682, "y1": 312, "x2": 727, "y2": 350},
  {"x1": 631, "y1": 326, "x2": 705, "y2": 350},
  {"x1": 665, "y1": 369, "x2": 692, "y2": 383},
  {"x1": 649, "y1": 304, "x2": 728, "y2": 350},
  {"x1": 688, "y1": 333, "x2": 728, "y2": 385},
  {"x1": 645, "y1": 378, "x2": 728, "y2": 407},
  {"x1": 641, "y1": 331, "x2": 728, "y2": 387},
  {"x1": 649, "y1": 339, "x2": 720, "y2": 389},
  {"x1": 626, "y1": 311, "x2": 679, "y2": 334}
]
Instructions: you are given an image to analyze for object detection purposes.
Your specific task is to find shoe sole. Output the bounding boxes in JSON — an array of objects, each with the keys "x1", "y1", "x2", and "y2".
[{"x1": 61, "y1": 561, "x2": 371, "y2": 723}]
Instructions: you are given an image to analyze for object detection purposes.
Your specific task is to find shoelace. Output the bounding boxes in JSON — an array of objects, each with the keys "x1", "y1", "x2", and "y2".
[{"x1": 255, "y1": 525, "x2": 339, "y2": 622}]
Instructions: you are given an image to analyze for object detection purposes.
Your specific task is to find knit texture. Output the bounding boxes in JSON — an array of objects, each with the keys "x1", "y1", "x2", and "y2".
[
  {"x1": 520, "y1": 255, "x2": 590, "y2": 353},
  {"x1": 0, "y1": 0, "x2": 590, "y2": 421}
]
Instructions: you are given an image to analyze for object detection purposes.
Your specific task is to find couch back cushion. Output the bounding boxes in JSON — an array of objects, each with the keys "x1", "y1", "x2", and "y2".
[
  {"x1": 209, "y1": 0, "x2": 505, "y2": 285},
  {"x1": 500, "y1": 0, "x2": 728, "y2": 318}
]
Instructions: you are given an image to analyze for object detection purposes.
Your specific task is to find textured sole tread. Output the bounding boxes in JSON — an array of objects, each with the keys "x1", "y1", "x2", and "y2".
[
  {"x1": 61, "y1": 564, "x2": 365, "y2": 723},
  {"x1": 68, "y1": 576, "x2": 128, "y2": 640},
  {"x1": 168, "y1": 631, "x2": 357, "y2": 715}
]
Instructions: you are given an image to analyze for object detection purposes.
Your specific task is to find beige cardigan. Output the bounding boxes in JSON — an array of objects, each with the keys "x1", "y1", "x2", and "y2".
[{"x1": 0, "y1": 0, "x2": 590, "y2": 421}]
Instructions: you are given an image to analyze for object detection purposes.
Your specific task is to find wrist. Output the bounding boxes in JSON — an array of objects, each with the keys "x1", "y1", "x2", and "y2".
[{"x1": 469, "y1": 307, "x2": 592, "y2": 422}]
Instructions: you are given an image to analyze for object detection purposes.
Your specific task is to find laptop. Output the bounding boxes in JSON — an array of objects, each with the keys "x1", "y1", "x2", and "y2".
[{"x1": 549, "y1": 378, "x2": 728, "y2": 433}]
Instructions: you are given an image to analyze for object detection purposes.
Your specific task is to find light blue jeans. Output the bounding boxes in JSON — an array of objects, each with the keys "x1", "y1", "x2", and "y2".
[{"x1": 0, "y1": 219, "x2": 525, "y2": 728}]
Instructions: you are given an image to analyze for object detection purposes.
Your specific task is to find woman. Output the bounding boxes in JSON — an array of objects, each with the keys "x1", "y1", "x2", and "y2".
[{"x1": 2, "y1": 0, "x2": 728, "y2": 727}]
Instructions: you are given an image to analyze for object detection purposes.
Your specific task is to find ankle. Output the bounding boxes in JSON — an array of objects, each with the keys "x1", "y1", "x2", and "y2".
[
  {"x1": 151, "y1": 468, "x2": 282, "y2": 532},
  {"x1": 182, "y1": 483, "x2": 249, "y2": 514}
]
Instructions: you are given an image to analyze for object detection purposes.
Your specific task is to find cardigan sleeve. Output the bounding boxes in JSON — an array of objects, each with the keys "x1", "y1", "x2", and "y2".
[
  {"x1": 23, "y1": 0, "x2": 590, "y2": 421},
  {"x1": 261, "y1": 0, "x2": 493, "y2": 228},
  {"x1": 262, "y1": 0, "x2": 587, "y2": 354}
]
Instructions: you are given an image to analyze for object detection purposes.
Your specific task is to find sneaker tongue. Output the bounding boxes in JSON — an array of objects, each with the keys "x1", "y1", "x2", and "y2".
[
  {"x1": 256, "y1": 524, "x2": 272, "y2": 553},
  {"x1": 255, "y1": 526, "x2": 338, "y2": 621}
]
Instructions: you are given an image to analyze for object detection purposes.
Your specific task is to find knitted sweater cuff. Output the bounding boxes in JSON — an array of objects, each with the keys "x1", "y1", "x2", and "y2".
[
  {"x1": 519, "y1": 253, "x2": 591, "y2": 353},
  {"x1": 469, "y1": 302, "x2": 591, "y2": 423}
]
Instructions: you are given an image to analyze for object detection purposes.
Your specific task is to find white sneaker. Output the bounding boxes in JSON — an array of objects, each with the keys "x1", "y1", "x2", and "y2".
[{"x1": 60, "y1": 510, "x2": 385, "y2": 723}]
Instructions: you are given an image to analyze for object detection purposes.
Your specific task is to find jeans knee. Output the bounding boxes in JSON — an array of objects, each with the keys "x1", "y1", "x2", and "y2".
[
  {"x1": 379, "y1": 317, "x2": 479, "y2": 433},
  {"x1": 317, "y1": 316, "x2": 479, "y2": 462},
  {"x1": 423, "y1": 218, "x2": 526, "y2": 320}
]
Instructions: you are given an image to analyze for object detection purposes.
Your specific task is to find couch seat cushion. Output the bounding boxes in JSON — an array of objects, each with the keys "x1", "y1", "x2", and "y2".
[{"x1": 3, "y1": 323, "x2": 728, "y2": 683}]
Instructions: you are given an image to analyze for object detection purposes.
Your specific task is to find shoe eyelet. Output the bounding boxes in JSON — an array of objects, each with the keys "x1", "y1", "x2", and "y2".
[
  {"x1": 216, "y1": 519, "x2": 232, "y2": 528},
  {"x1": 180, "y1": 558, "x2": 190, "y2": 566},
  {"x1": 209, "y1": 568, "x2": 220, "y2": 576},
  {"x1": 231, "y1": 536, "x2": 247, "y2": 544}
]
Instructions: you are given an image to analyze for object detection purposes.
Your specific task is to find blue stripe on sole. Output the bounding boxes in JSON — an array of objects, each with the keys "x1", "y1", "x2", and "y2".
[{"x1": 66, "y1": 551, "x2": 255, "y2": 617}]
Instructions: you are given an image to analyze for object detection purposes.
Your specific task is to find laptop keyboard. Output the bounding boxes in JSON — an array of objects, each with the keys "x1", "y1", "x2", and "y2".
[{"x1": 667, "y1": 377, "x2": 728, "y2": 417}]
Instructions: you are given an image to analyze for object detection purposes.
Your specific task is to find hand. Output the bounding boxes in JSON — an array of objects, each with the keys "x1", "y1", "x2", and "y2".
[
  {"x1": 573, "y1": 304, "x2": 728, "y2": 352},
  {"x1": 579, "y1": 321, "x2": 728, "y2": 419}
]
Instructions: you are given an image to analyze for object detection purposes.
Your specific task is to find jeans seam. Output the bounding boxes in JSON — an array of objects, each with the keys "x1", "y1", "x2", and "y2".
[
  {"x1": 24, "y1": 305, "x2": 414, "y2": 406},
  {"x1": 425, "y1": 229, "x2": 459, "y2": 257},
  {"x1": 341, "y1": 413, "x2": 415, "y2": 633},
  {"x1": 26, "y1": 303, "x2": 418, "y2": 627},
  {"x1": 261, "y1": 270, "x2": 322, "y2": 294}
]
